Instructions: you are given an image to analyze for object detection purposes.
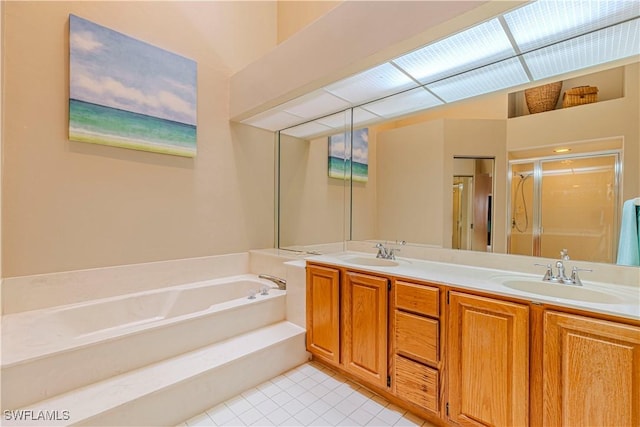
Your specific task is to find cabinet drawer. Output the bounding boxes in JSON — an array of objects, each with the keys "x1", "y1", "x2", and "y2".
[
  {"x1": 394, "y1": 355, "x2": 439, "y2": 413},
  {"x1": 395, "y1": 311, "x2": 439, "y2": 365},
  {"x1": 395, "y1": 281, "x2": 439, "y2": 317}
]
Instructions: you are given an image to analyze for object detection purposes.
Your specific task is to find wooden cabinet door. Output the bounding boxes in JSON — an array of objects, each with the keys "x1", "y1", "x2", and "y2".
[
  {"x1": 544, "y1": 311, "x2": 640, "y2": 426},
  {"x1": 343, "y1": 271, "x2": 388, "y2": 388},
  {"x1": 448, "y1": 292, "x2": 529, "y2": 427},
  {"x1": 306, "y1": 265, "x2": 340, "y2": 365}
]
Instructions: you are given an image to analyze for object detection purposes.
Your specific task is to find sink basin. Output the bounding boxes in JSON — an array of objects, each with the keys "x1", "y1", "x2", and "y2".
[
  {"x1": 342, "y1": 256, "x2": 400, "y2": 267},
  {"x1": 502, "y1": 279, "x2": 624, "y2": 304}
]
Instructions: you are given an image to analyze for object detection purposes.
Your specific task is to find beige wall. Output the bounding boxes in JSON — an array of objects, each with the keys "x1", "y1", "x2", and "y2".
[
  {"x1": 2, "y1": 1, "x2": 278, "y2": 277},
  {"x1": 278, "y1": 134, "x2": 350, "y2": 247},
  {"x1": 277, "y1": 1, "x2": 342, "y2": 44},
  {"x1": 373, "y1": 119, "x2": 506, "y2": 251}
]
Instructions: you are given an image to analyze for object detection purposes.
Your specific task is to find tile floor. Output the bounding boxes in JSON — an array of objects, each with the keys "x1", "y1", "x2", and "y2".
[{"x1": 180, "y1": 361, "x2": 436, "y2": 427}]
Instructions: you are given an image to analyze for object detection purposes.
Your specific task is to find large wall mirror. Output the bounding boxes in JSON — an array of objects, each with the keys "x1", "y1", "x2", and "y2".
[{"x1": 276, "y1": 63, "x2": 640, "y2": 269}]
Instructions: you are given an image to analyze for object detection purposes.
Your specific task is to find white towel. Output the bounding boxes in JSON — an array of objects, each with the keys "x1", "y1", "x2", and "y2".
[{"x1": 616, "y1": 199, "x2": 640, "y2": 266}]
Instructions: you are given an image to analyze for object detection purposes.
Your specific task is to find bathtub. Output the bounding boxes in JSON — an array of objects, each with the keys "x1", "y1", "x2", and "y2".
[{"x1": 1, "y1": 274, "x2": 287, "y2": 410}]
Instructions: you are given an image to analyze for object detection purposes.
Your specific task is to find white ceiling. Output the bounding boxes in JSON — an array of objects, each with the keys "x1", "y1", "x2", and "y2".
[{"x1": 241, "y1": 0, "x2": 640, "y2": 139}]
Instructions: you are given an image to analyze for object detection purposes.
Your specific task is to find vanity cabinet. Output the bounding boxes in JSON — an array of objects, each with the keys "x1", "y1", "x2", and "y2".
[
  {"x1": 447, "y1": 291, "x2": 529, "y2": 427},
  {"x1": 342, "y1": 271, "x2": 388, "y2": 387},
  {"x1": 393, "y1": 280, "x2": 441, "y2": 414},
  {"x1": 306, "y1": 264, "x2": 389, "y2": 387},
  {"x1": 306, "y1": 264, "x2": 341, "y2": 365},
  {"x1": 543, "y1": 311, "x2": 640, "y2": 426},
  {"x1": 306, "y1": 261, "x2": 639, "y2": 427}
]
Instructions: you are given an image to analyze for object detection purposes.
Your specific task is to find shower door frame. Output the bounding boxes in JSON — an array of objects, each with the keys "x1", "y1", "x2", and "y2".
[{"x1": 507, "y1": 150, "x2": 622, "y2": 262}]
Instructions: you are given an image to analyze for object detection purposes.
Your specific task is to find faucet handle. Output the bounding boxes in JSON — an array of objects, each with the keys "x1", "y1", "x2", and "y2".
[
  {"x1": 534, "y1": 263, "x2": 554, "y2": 281},
  {"x1": 570, "y1": 267, "x2": 592, "y2": 286}
]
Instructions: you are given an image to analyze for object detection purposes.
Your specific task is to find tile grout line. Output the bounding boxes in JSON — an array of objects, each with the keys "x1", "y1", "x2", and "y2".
[{"x1": 181, "y1": 361, "x2": 435, "y2": 427}]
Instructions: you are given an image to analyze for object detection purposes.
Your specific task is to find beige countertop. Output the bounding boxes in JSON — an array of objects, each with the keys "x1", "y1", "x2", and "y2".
[{"x1": 307, "y1": 251, "x2": 640, "y2": 321}]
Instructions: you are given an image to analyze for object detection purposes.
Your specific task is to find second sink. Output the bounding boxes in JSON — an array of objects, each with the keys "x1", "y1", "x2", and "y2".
[{"x1": 501, "y1": 279, "x2": 624, "y2": 304}]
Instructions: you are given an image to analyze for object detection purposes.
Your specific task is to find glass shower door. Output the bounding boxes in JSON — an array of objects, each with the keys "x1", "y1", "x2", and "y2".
[{"x1": 539, "y1": 155, "x2": 617, "y2": 263}]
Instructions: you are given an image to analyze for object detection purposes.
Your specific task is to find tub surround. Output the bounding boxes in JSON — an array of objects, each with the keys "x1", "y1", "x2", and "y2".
[
  {"x1": 1, "y1": 253, "x2": 251, "y2": 315},
  {"x1": 1, "y1": 251, "x2": 309, "y2": 426}
]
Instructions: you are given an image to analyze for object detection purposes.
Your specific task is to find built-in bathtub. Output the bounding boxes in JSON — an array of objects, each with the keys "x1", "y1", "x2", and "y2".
[{"x1": 2, "y1": 274, "x2": 287, "y2": 411}]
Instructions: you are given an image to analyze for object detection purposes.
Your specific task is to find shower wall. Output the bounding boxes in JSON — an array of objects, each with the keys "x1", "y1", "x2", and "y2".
[{"x1": 509, "y1": 154, "x2": 618, "y2": 263}]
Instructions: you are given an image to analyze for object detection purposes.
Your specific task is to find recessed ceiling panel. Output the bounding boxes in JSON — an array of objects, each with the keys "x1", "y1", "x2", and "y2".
[
  {"x1": 361, "y1": 87, "x2": 443, "y2": 118},
  {"x1": 280, "y1": 121, "x2": 333, "y2": 139},
  {"x1": 427, "y1": 57, "x2": 529, "y2": 103},
  {"x1": 281, "y1": 89, "x2": 351, "y2": 119},
  {"x1": 392, "y1": 18, "x2": 516, "y2": 84},
  {"x1": 504, "y1": 0, "x2": 640, "y2": 52},
  {"x1": 242, "y1": 110, "x2": 303, "y2": 132},
  {"x1": 316, "y1": 111, "x2": 352, "y2": 130},
  {"x1": 352, "y1": 108, "x2": 382, "y2": 127},
  {"x1": 324, "y1": 62, "x2": 418, "y2": 105},
  {"x1": 523, "y1": 19, "x2": 640, "y2": 80}
]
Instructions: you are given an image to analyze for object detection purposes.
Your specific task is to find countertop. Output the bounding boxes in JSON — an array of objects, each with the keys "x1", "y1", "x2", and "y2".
[{"x1": 307, "y1": 251, "x2": 640, "y2": 321}]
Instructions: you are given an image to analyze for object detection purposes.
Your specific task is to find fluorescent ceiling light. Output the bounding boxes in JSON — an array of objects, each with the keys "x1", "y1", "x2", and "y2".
[
  {"x1": 242, "y1": 110, "x2": 302, "y2": 132},
  {"x1": 280, "y1": 121, "x2": 333, "y2": 139},
  {"x1": 315, "y1": 111, "x2": 353, "y2": 130},
  {"x1": 351, "y1": 108, "x2": 381, "y2": 127},
  {"x1": 523, "y1": 19, "x2": 640, "y2": 80},
  {"x1": 243, "y1": 1, "x2": 639, "y2": 133},
  {"x1": 392, "y1": 18, "x2": 516, "y2": 84},
  {"x1": 427, "y1": 57, "x2": 529, "y2": 103},
  {"x1": 361, "y1": 87, "x2": 443, "y2": 118},
  {"x1": 324, "y1": 62, "x2": 417, "y2": 104},
  {"x1": 281, "y1": 89, "x2": 351, "y2": 119},
  {"x1": 503, "y1": 0, "x2": 640, "y2": 52}
]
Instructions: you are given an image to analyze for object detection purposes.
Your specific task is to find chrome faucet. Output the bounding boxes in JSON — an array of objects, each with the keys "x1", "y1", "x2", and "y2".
[
  {"x1": 375, "y1": 241, "x2": 405, "y2": 260},
  {"x1": 535, "y1": 249, "x2": 592, "y2": 286},
  {"x1": 258, "y1": 274, "x2": 287, "y2": 290}
]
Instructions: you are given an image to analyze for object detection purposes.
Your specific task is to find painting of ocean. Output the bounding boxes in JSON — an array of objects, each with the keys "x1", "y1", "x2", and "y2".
[
  {"x1": 69, "y1": 15, "x2": 197, "y2": 157},
  {"x1": 328, "y1": 128, "x2": 368, "y2": 182}
]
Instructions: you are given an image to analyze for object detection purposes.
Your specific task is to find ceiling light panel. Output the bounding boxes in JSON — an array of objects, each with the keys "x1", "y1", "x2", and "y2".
[
  {"x1": 242, "y1": 110, "x2": 303, "y2": 132},
  {"x1": 427, "y1": 57, "x2": 529, "y2": 103},
  {"x1": 281, "y1": 89, "x2": 351, "y2": 119},
  {"x1": 361, "y1": 87, "x2": 443, "y2": 118},
  {"x1": 351, "y1": 108, "x2": 381, "y2": 127},
  {"x1": 280, "y1": 121, "x2": 333, "y2": 139},
  {"x1": 523, "y1": 19, "x2": 640, "y2": 80},
  {"x1": 323, "y1": 62, "x2": 418, "y2": 105},
  {"x1": 503, "y1": 0, "x2": 640, "y2": 52},
  {"x1": 316, "y1": 111, "x2": 353, "y2": 130},
  {"x1": 392, "y1": 18, "x2": 516, "y2": 84}
]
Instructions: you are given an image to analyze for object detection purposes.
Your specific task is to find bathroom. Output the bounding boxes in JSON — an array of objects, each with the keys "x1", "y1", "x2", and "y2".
[{"x1": 2, "y1": 1, "x2": 639, "y2": 426}]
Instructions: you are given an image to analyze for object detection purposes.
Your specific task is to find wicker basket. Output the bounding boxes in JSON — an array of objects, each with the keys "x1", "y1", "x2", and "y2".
[
  {"x1": 524, "y1": 82, "x2": 562, "y2": 114},
  {"x1": 562, "y1": 86, "x2": 598, "y2": 108}
]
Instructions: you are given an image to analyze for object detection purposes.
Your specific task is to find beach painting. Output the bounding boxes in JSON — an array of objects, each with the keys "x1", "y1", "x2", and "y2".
[
  {"x1": 69, "y1": 15, "x2": 197, "y2": 157},
  {"x1": 328, "y1": 128, "x2": 368, "y2": 182}
]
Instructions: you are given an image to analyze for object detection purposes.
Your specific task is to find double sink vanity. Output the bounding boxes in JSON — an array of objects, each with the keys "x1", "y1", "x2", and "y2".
[{"x1": 304, "y1": 251, "x2": 640, "y2": 426}]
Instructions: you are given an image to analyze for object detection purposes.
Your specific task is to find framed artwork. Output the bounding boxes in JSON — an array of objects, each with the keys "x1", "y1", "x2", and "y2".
[
  {"x1": 69, "y1": 15, "x2": 197, "y2": 157},
  {"x1": 328, "y1": 128, "x2": 368, "y2": 182}
]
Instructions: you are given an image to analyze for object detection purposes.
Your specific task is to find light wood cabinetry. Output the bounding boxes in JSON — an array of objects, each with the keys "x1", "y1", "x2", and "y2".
[
  {"x1": 306, "y1": 264, "x2": 340, "y2": 365},
  {"x1": 342, "y1": 271, "x2": 389, "y2": 388},
  {"x1": 306, "y1": 261, "x2": 639, "y2": 427},
  {"x1": 393, "y1": 280, "x2": 441, "y2": 415},
  {"x1": 448, "y1": 291, "x2": 529, "y2": 427},
  {"x1": 543, "y1": 311, "x2": 640, "y2": 426}
]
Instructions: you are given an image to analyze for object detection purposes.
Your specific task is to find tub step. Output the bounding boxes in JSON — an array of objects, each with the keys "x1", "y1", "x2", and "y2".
[{"x1": 4, "y1": 321, "x2": 308, "y2": 427}]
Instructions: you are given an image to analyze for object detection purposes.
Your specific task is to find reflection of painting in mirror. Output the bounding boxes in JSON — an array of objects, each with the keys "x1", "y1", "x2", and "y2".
[
  {"x1": 452, "y1": 158, "x2": 494, "y2": 252},
  {"x1": 509, "y1": 153, "x2": 619, "y2": 263},
  {"x1": 328, "y1": 128, "x2": 368, "y2": 182}
]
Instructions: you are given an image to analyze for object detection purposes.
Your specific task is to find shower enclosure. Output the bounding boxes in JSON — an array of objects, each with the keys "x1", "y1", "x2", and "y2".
[{"x1": 508, "y1": 152, "x2": 620, "y2": 263}]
